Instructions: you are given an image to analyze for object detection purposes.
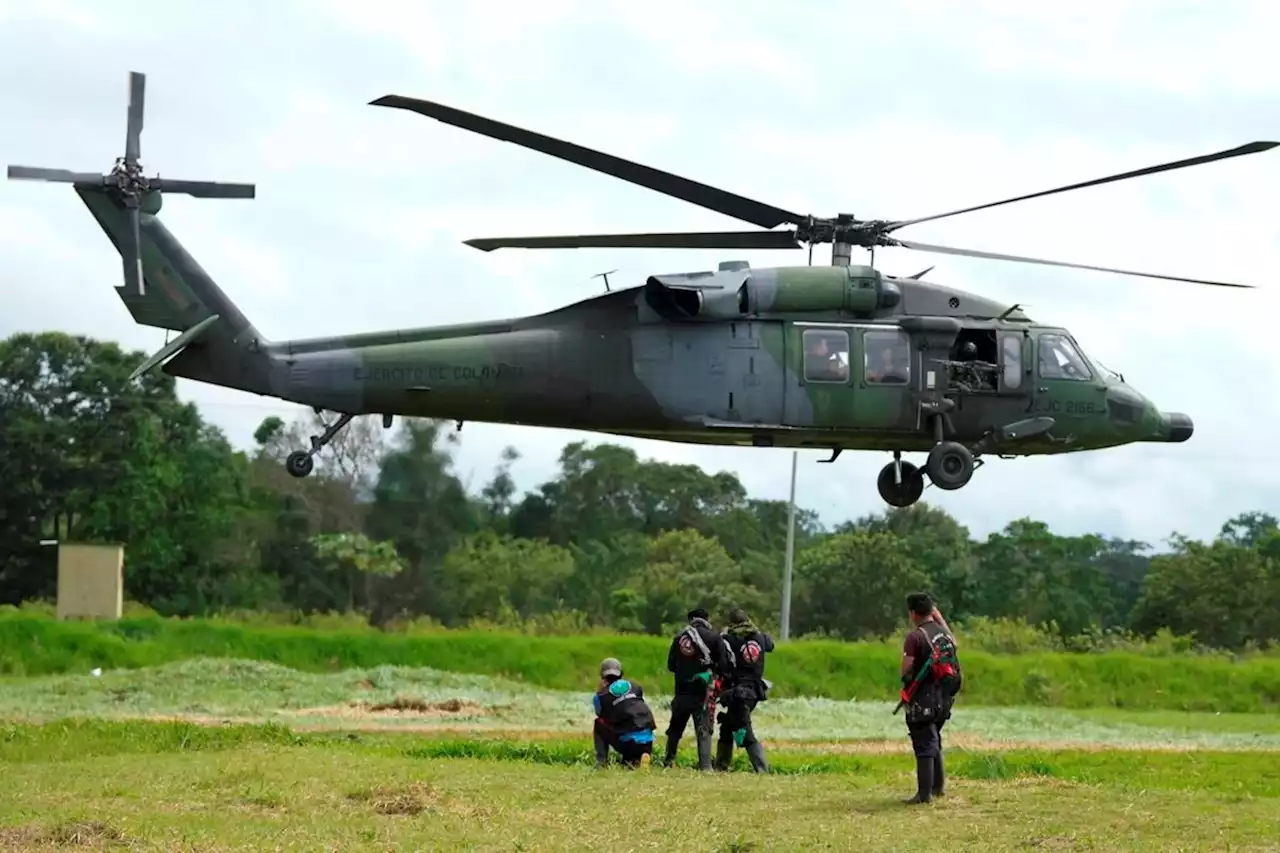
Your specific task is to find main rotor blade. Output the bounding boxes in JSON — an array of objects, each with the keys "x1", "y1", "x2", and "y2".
[
  {"x1": 152, "y1": 178, "x2": 256, "y2": 198},
  {"x1": 372, "y1": 94, "x2": 803, "y2": 230},
  {"x1": 126, "y1": 72, "x2": 145, "y2": 165},
  {"x1": 463, "y1": 230, "x2": 802, "y2": 252},
  {"x1": 888, "y1": 140, "x2": 1279, "y2": 232},
  {"x1": 894, "y1": 238, "x2": 1255, "y2": 289},
  {"x1": 7, "y1": 165, "x2": 105, "y2": 184}
]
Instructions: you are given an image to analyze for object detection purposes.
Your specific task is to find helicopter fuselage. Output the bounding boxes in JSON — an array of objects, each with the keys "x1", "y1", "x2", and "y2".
[{"x1": 77, "y1": 186, "x2": 1189, "y2": 506}]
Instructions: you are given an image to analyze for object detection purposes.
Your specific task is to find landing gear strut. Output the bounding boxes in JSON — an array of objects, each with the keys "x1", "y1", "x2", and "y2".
[{"x1": 285, "y1": 412, "x2": 355, "y2": 478}]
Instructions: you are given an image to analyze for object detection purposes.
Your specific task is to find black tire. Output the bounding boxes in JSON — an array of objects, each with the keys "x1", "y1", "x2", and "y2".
[
  {"x1": 877, "y1": 460, "x2": 925, "y2": 507},
  {"x1": 285, "y1": 451, "x2": 314, "y2": 478},
  {"x1": 925, "y1": 441, "x2": 974, "y2": 490}
]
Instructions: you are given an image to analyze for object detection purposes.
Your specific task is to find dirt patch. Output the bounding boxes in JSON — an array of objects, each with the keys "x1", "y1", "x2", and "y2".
[
  {"x1": 292, "y1": 696, "x2": 492, "y2": 720},
  {"x1": 348, "y1": 781, "x2": 439, "y2": 816},
  {"x1": 0, "y1": 820, "x2": 129, "y2": 848}
]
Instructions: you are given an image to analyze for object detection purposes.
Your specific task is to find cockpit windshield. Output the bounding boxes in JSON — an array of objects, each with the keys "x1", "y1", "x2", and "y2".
[
  {"x1": 1070, "y1": 336, "x2": 1124, "y2": 382},
  {"x1": 1037, "y1": 332, "x2": 1094, "y2": 382}
]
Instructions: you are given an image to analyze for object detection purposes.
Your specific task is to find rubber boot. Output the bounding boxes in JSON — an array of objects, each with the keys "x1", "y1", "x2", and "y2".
[
  {"x1": 903, "y1": 756, "x2": 934, "y2": 804},
  {"x1": 745, "y1": 741, "x2": 770, "y2": 774},
  {"x1": 591, "y1": 727, "x2": 606, "y2": 768},
  {"x1": 593, "y1": 727, "x2": 609, "y2": 768},
  {"x1": 661, "y1": 736, "x2": 679, "y2": 768},
  {"x1": 932, "y1": 752, "x2": 945, "y2": 797},
  {"x1": 695, "y1": 731, "x2": 714, "y2": 771},
  {"x1": 714, "y1": 739, "x2": 734, "y2": 772}
]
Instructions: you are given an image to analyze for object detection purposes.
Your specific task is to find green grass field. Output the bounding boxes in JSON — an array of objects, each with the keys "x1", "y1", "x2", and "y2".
[
  {"x1": 3, "y1": 720, "x2": 1279, "y2": 852},
  {"x1": 3, "y1": 613, "x2": 1279, "y2": 850}
]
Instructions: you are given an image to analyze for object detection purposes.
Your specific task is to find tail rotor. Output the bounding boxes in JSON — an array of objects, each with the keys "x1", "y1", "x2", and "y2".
[{"x1": 6, "y1": 70, "x2": 256, "y2": 297}]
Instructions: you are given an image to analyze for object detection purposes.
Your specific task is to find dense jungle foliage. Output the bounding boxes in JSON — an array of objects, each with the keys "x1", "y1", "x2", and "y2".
[{"x1": 3, "y1": 331, "x2": 1278, "y2": 652}]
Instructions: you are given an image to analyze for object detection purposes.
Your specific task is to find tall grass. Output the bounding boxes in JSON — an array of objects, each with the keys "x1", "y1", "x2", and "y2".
[{"x1": 3, "y1": 609, "x2": 1278, "y2": 712}]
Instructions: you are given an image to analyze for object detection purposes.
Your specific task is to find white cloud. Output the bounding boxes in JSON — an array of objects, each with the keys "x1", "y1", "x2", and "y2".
[{"x1": 2, "y1": 0, "x2": 1276, "y2": 548}]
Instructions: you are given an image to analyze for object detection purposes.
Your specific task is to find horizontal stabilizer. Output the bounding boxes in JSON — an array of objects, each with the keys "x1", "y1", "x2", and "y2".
[{"x1": 128, "y1": 313, "x2": 220, "y2": 381}]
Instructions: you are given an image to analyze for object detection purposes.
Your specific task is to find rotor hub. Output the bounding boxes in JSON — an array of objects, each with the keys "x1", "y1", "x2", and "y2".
[{"x1": 108, "y1": 159, "x2": 150, "y2": 199}]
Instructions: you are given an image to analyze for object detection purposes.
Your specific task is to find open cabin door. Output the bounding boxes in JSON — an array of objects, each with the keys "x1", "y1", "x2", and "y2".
[{"x1": 944, "y1": 326, "x2": 1033, "y2": 400}]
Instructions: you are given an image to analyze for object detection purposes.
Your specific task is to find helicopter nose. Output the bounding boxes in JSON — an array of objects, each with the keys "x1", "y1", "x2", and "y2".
[{"x1": 1158, "y1": 412, "x2": 1194, "y2": 442}]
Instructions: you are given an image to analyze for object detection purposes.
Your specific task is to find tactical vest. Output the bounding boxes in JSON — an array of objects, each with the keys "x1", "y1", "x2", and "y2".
[{"x1": 595, "y1": 678, "x2": 655, "y2": 733}]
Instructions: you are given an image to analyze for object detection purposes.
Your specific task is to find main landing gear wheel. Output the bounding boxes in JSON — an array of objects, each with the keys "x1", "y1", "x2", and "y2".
[
  {"x1": 285, "y1": 451, "x2": 314, "y2": 478},
  {"x1": 877, "y1": 460, "x2": 925, "y2": 507},
  {"x1": 284, "y1": 412, "x2": 356, "y2": 478},
  {"x1": 925, "y1": 441, "x2": 975, "y2": 491}
]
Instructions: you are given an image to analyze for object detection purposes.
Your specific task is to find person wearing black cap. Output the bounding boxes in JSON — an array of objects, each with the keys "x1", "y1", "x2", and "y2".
[
  {"x1": 592, "y1": 657, "x2": 657, "y2": 769},
  {"x1": 660, "y1": 607, "x2": 731, "y2": 770}
]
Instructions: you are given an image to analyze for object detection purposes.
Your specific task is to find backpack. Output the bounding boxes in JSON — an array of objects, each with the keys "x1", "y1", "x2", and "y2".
[{"x1": 919, "y1": 623, "x2": 962, "y2": 697}]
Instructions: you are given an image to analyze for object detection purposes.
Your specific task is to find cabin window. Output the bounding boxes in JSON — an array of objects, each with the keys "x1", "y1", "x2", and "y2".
[
  {"x1": 999, "y1": 333, "x2": 1023, "y2": 389},
  {"x1": 1037, "y1": 332, "x2": 1092, "y2": 381},
  {"x1": 802, "y1": 329, "x2": 850, "y2": 383},
  {"x1": 863, "y1": 329, "x2": 910, "y2": 385}
]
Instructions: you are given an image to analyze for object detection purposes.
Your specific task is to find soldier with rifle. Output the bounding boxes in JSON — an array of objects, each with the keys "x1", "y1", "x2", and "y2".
[
  {"x1": 660, "y1": 607, "x2": 731, "y2": 770},
  {"x1": 714, "y1": 607, "x2": 774, "y2": 773},
  {"x1": 895, "y1": 592, "x2": 962, "y2": 804}
]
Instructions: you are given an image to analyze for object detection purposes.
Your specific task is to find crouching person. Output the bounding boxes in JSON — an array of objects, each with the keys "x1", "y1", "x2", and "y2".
[{"x1": 593, "y1": 657, "x2": 656, "y2": 769}]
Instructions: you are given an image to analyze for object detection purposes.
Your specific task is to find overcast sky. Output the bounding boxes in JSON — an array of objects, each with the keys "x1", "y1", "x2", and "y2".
[{"x1": 3, "y1": 0, "x2": 1277, "y2": 548}]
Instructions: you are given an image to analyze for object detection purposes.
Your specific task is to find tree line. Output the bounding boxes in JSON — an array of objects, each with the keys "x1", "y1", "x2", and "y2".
[{"x1": 2, "y1": 331, "x2": 1278, "y2": 651}]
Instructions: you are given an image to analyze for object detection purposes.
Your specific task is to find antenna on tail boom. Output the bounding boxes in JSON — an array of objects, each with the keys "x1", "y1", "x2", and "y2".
[{"x1": 6, "y1": 71, "x2": 257, "y2": 298}]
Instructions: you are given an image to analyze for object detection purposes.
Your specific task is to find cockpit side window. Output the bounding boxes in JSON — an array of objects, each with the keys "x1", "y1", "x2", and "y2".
[
  {"x1": 1037, "y1": 332, "x2": 1092, "y2": 381},
  {"x1": 802, "y1": 329, "x2": 850, "y2": 383},
  {"x1": 863, "y1": 329, "x2": 911, "y2": 385}
]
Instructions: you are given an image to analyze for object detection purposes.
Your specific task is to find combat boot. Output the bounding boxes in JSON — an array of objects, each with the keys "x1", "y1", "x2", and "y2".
[
  {"x1": 714, "y1": 740, "x2": 734, "y2": 772},
  {"x1": 745, "y1": 741, "x2": 769, "y2": 774},
  {"x1": 903, "y1": 756, "x2": 934, "y2": 804},
  {"x1": 932, "y1": 753, "x2": 945, "y2": 796}
]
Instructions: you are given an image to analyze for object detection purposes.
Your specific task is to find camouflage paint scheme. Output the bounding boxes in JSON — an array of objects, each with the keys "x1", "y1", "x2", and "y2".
[{"x1": 78, "y1": 185, "x2": 1191, "y2": 477}]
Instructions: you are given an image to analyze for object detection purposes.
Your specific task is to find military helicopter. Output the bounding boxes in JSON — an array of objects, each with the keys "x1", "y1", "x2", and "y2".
[{"x1": 8, "y1": 72, "x2": 1273, "y2": 507}]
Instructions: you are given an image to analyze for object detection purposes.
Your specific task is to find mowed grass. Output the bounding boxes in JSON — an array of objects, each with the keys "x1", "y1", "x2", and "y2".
[
  {"x1": 2, "y1": 721, "x2": 1278, "y2": 852},
  {"x1": 4, "y1": 658, "x2": 1279, "y2": 751}
]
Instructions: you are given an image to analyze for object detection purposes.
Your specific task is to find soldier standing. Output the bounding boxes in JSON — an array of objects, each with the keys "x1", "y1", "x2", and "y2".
[
  {"x1": 898, "y1": 592, "x2": 962, "y2": 804},
  {"x1": 715, "y1": 607, "x2": 774, "y2": 773},
  {"x1": 660, "y1": 607, "x2": 730, "y2": 770}
]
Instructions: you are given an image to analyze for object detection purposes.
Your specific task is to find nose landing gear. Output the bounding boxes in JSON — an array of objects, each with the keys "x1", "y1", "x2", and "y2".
[{"x1": 285, "y1": 411, "x2": 356, "y2": 478}]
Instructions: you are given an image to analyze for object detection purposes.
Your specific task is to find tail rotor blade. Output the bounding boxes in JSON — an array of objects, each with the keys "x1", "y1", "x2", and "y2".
[
  {"x1": 151, "y1": 178, "x2": 256, "y2": 198},
  {"x1": 125, "y1": 72, "x2": 145, "y2": 165},
  {"x1": 7, "y1": 165, "x2": 105, "y2": 185},
  {"x1": 121, "y1": 206, "x2": 144, "y2": 296}
]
